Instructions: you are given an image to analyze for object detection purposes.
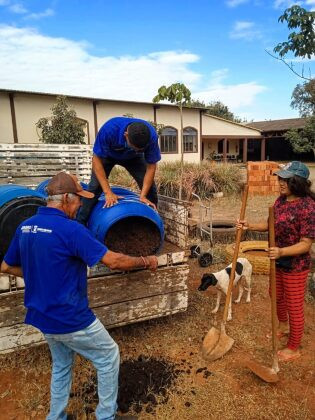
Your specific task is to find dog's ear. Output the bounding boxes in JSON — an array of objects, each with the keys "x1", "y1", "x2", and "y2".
[
  {"x1": 198, "y1": 274, "x2": 212, "y2": 291},
  {"x1": 201, "y1": 273, "x2": 209, "y2": 282},
  {"x1": 210, "y1": 274, "x2": 218, "y2": 286}
]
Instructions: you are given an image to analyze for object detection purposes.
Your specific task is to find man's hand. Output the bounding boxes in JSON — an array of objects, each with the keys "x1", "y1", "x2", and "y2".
[
  {"x1": 104, "y1": 191, "x2": 123, "y2": 208},
  {"x1": 145, "y1": 255, "x2": 158, "y2": 271},
  {"x1": 139, "y1": 196, "x2": 157, "y2": 210},
  {"x1": 268, "y1": 247, "x2": 282, "y2": 260}
]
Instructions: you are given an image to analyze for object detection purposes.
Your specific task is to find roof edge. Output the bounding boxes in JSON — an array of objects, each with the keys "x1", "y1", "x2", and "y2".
[
  {"x1": 203, "y1": 113, "x2": 262, "y2": 133},
  {"x1": 0, "y1": 88, "x2": 208, "y2": 111}
]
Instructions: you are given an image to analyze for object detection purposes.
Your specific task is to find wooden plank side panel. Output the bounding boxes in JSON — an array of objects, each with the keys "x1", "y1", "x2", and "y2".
[
  {"x1": 0, "y1": 324, "x2": 45, "y2": 353},
  {"x1": 89, "y1": 264, "x2": 189, "y2": 307},
  {"x1": 0, "y1": 292, "x2": 25, "y2": 328},
  {"x1": 89, "y1": 251, "x2": 187, "y2": 277},
  {"x1": 0, "y1": 290, "x2": 188, "y2": 354},
  {"x1": 0, "y1": 264, "x2": 189, "y2": 328},
  {"x1": 94, "y1": 290, "x2": 188, "y2": 327}
]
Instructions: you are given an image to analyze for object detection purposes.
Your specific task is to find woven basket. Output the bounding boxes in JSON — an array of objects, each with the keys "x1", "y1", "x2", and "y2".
[{"x1": 226, "y1": 241, "x2": 270, "y2": 275}]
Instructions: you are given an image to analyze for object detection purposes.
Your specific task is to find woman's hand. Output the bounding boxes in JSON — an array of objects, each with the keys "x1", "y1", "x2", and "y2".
[
  {"x1": 236, "y1": 219, "x2": 249, "y2": 230},
  {"x1": 268, "y1": 247, "x2": 282, "y2": 260}
]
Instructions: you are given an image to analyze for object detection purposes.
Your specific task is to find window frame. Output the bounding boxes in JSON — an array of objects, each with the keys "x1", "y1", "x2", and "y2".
[
  {"x1": 159, "y1": 126, "x2": 178, "y2": 154},
  {"x1": 183, "y1": 126, "x2": 198, "y2": 153}
]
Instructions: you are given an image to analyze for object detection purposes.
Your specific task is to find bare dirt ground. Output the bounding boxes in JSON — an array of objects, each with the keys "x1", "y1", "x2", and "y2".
[{"x1": 0, "y1": 194, "x2": 314, "y2": 420}]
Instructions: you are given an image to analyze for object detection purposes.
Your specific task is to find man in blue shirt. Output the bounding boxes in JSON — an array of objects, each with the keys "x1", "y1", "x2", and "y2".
[
  {"x1": 77, "y1": 117, "x2": 161, "y2": 225},
  {"x1": 1, "y1": 172, "x2": 157, "y2": 420}
]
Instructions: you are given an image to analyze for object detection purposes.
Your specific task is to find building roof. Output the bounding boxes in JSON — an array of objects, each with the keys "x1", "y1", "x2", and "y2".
[
  {"x1": 247, "y1": 118, "x2": 306, "y2": 132},
  {"x1": 0, "y1": 88, "x2": 207, "y2": 111}
]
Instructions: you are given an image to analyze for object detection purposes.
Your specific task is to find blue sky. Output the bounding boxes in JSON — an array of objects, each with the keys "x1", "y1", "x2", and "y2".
[{"x1": 0, "y1": 0, "x2": 314, "y2": 121}]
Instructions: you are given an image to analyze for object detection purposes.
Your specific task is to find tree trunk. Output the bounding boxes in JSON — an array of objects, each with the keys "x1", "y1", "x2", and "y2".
[{"x1": 179, "y1": 104, "x2": 184, "y2": 200}]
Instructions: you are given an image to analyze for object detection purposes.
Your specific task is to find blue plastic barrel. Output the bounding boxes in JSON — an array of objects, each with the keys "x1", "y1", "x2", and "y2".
[
  {"x1": 36, "y1": 178, "x2": 88, "y2": 196},
  {"x1": 0, "y1": 185, "x2": 46, "y2": 261},
  {"x1": 88, "y1": 187, "x2": 164, "y2": 256}
]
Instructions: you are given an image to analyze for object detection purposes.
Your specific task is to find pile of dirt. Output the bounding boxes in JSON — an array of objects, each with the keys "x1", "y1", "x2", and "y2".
[
  {"x1": 105, "y1": 217, "x2": 161, "y2": 256},
  {"x1": 70, "y1": 355, "x2": 180, "y2": 415},
  {"x1": 118, "y1": 355, "x2": 179, "y2": 414}
]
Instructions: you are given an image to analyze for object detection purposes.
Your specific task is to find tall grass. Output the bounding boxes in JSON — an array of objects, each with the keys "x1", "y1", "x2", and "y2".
[{"x1": 108, "y1": 161, "x2": 244, "y2": 199}]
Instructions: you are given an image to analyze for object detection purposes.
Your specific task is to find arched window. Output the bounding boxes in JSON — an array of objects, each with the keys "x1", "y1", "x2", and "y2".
[
  {"x1": 217, "y1": 139, "x2": 229, "y2": 154},
  {"x1": 183, "y1": 127, "x2": 198, "y2": 153},
  {"x1": 160, "y1": 126, "x2": 178, "y2": 153}
]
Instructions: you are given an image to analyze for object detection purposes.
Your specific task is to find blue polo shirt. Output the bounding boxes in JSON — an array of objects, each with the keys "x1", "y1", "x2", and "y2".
[
  {"x1": 93, "y1": 117, "x2": 161, "y2": 164},
  {"x1": 4, "y1": 207, "x2": 108, "y2": 334}
]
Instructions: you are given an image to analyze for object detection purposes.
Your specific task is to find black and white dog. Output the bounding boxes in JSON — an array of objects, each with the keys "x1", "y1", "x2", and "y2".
[{"x1": 198, "y1": 258, "x2": 252, "y2": 321}]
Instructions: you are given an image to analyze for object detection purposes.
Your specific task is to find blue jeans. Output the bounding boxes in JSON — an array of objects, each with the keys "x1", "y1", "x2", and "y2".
[
  {"x1": 77, "y1": 155, "x2": 158, "y2": 225},
  {"x1": 44, "y1": 318, "x2": 119, "y2": 420}
]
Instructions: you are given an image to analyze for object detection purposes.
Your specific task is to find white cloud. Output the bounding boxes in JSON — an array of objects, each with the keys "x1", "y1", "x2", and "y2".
[
  {"x1": 226, "y1": 0, "x2": 249, "y2": 7},
  {"x1": 0, "y1": 25, "x2": 267, "y2": 117},
  {"x1": 193, "y1": 70, "x2": 267, "y2": 111},
  {"x1": 0, "y1": 25, "x2": 201, "y2": 101},
  {"x1": 273, "y1": 0, "x2": 302, "y2": 9},
  {"x1": 230, "y1": 21, "x2": 262, "y2": 40},
  {"x1": 0, "y1": 1, "x2": 54, "y2": 19},
  {"x1": 25, "y1": 8, "x2": 54, "y2": 20},
  {"x1": 305, "y1": 0, "x2": 315, "y2": 10},
  {"x1": 8, "y1": 2, "x2": 26, "y2": 13}
]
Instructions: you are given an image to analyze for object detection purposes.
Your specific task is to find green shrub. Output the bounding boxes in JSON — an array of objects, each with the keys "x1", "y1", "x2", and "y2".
[{"x1": 108, "y1": 161, "x2": 243, "y2": 199}]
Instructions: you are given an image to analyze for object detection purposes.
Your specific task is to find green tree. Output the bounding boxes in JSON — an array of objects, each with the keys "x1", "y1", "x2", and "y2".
[
  {"x1": 191, "y1": 99, "x2": 243, "y2": 123},
  {"x1": 285, "y1": 115, "x2": 315, "y2": 157},
  {"x1": 153, "y1": 83, "x2": 192, "y2": 199},
  {"x1": 271, "y1": 5, "x2": 315, "y2": 80},
  {"x1": 274, "y1": 5, "x2": 315, "y2": 59},
  {"x1": 36, "y1": 96, "x2": 86, "y2": 144},
  {"x1": 291, "y1": 79, "x2": 315, "y2": 117}
]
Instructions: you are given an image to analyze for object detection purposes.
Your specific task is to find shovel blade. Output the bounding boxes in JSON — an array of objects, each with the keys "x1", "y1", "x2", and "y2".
[
  {"x1": 201, "y1": 327, "x2": 234, "y2": 361},
  {"x1": 246, "y1": 359, "x2": 279, "y2": 383}
]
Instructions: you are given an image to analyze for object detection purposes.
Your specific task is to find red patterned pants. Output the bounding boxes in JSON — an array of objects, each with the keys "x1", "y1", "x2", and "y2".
[{"x1": 275, "y1": 269, "x2": 309, "y2": 350}]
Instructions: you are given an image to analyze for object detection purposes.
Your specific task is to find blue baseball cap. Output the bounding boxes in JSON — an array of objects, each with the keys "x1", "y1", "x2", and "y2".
[{"x1": 274, "y1": 161, "x2": 310, "y2": 179}]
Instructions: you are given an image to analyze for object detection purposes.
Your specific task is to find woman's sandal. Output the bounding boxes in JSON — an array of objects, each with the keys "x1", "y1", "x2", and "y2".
[
  {"x1": 277, "y1": 350, "x2": 301, "y2": 362},
  {"x1": 266, "y1": 331, "x2": 289, "y2": 339}
]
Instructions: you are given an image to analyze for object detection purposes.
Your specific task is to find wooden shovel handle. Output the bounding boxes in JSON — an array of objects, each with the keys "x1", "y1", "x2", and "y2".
[
  {"x1": 269, "y1": 207, "x2": 278, "y2": 362},
  {"x1": 222, "y1": 184, "x2": 249, "y2": 323}
]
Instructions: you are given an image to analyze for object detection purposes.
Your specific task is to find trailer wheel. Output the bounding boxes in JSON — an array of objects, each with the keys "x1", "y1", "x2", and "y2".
[
  {"x1": 189, "y1": 245, "x2": 200, "y2": 258},
  {"x1": 199, "y1": 252, "x2": 213, "y2": 267}
]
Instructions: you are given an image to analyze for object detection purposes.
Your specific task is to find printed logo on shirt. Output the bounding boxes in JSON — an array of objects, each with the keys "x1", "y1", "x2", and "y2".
[{"x1": 21, "y1": 225, "x2": 52, "y2": 234}]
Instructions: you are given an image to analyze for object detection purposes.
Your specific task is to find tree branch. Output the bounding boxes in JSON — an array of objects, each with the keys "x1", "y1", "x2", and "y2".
[{"x1": 265, "y1": 50, "x2": 312, "y2": 81}]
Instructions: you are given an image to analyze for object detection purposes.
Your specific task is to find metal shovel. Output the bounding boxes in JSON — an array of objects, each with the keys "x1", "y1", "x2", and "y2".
[
  {"x1": 246, "y1": 206, "x2": 279, "y2": 383},
  {"x1": 201, "y1": 185, "x2": 249, "y2": 361}
]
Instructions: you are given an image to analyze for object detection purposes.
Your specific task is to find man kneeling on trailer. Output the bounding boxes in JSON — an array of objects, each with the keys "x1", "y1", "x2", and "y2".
[{"x1": 1, "y1": 172, "x2": 157, "y2": 420}]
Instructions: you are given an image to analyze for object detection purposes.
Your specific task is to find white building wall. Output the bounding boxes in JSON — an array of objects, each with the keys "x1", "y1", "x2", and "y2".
[
  {"x1": 10, "y1": 93, "x2": 94, "y2": 144},
  {"x1": 202, "y1": 114, "x2": 261, "y2": 136},
  {"x1": 96, "y1": 102, "x2": 154, "y2": 135},
  {"x1": 0, "y1": 92, "x2": 14, "y2": 143},
  {"x1": 156, "y1": 106, "x2": 200, "y2": 164}
]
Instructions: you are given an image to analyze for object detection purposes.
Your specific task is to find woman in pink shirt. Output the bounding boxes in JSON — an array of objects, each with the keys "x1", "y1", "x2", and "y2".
[{"x1": 238, "y1": 161, "x2": 315, "y2": 362}]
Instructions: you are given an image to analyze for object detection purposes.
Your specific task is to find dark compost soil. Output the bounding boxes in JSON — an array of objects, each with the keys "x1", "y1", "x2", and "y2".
[
  {"x1": 104, "y1": 217, "x2": 161, "y2": 256},
  {"x1": 70, "y1": 356, "x2": 181, "y2": 415}
]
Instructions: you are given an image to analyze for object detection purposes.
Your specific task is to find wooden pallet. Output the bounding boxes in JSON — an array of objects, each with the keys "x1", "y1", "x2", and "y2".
[{"x1": 0, "y1": 143, "x2": 92, "y2": 186}]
